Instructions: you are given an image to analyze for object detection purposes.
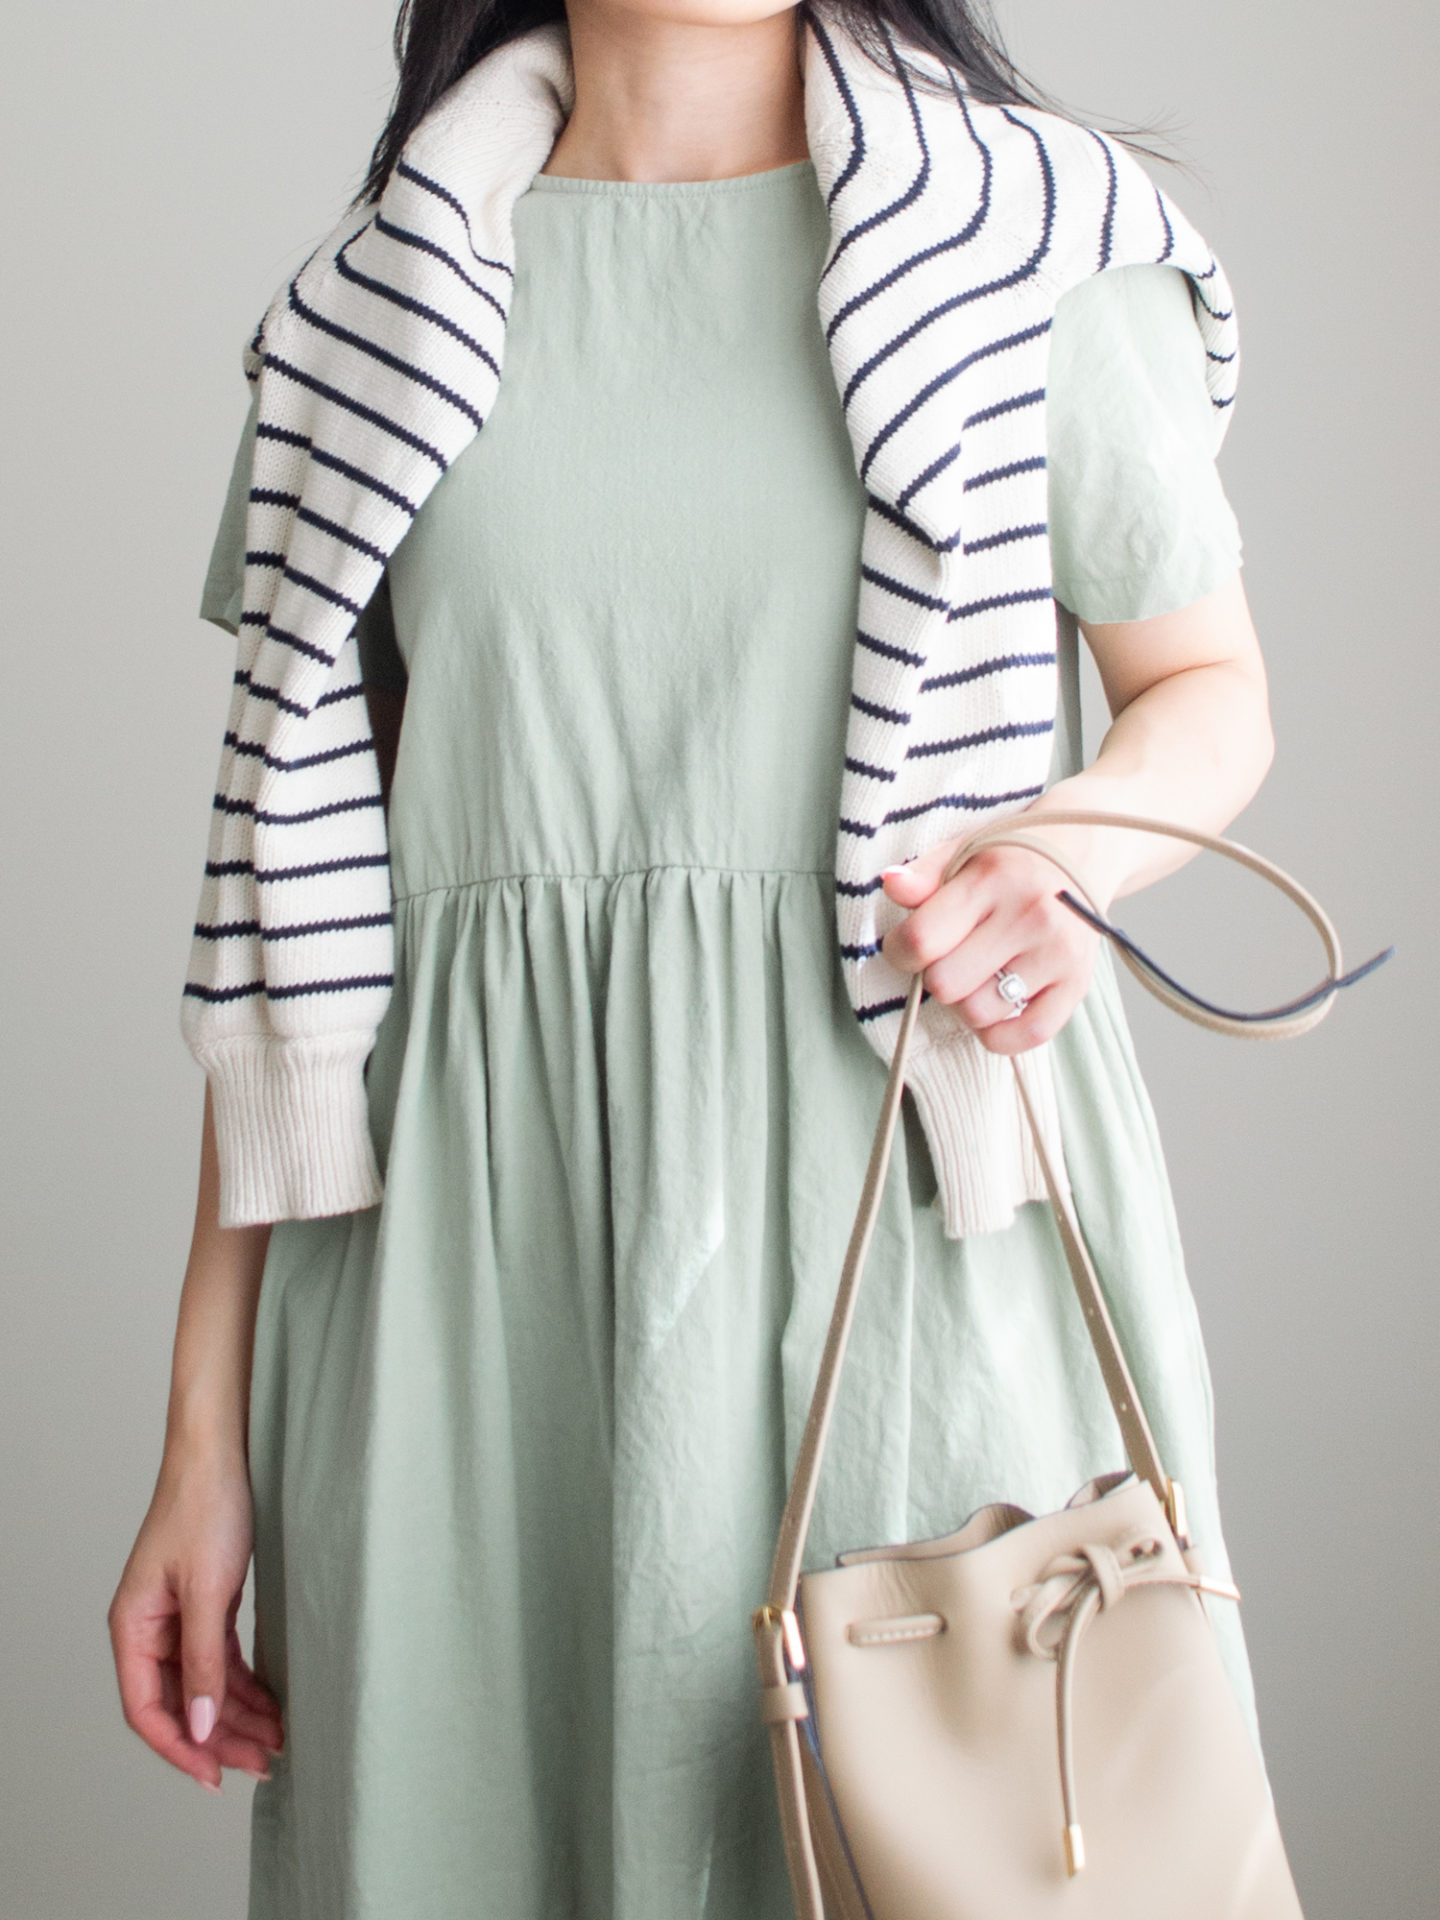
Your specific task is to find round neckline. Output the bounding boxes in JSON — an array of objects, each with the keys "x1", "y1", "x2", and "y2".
[{"x1": 525, "y1": 158, "x2": 816, "y2": 199}]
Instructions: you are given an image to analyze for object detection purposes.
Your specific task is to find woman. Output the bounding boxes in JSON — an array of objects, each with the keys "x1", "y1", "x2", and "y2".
[{"x1": 109, "y1": 1, "x2": 1275, "y2": 1914}]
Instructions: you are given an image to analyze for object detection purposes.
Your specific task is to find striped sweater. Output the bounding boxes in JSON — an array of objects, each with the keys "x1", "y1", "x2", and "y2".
[{"x1": 184, "y1": 8, "x2": 1239, "y2": 1235}]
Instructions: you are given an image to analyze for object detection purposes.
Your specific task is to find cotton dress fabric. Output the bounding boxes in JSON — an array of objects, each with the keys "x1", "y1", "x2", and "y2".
[{"x1": 202, "y1": 160, "x2": 1247, "y2": 1920}]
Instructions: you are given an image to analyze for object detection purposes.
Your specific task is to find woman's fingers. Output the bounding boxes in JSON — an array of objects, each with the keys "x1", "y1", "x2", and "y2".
[
  {"x1": 109, "y1": 1579, "x2": 222, "y2": 1788},
  {"x1": 877, "y1": 838, "x2": 1100, "y2": 1053},
  {"x1": 178, "y1": 1574, "x2": 232, "y2": 1761},
  {"x1": 217, "y1": 1683, "x2": 285, "y2": 1754},
  {"x1": 967, "y1": 972, "x2": 1090, "y2": 1056}
]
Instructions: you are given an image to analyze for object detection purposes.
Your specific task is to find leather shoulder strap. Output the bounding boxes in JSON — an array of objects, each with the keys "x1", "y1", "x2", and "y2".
[{"x1": 763, "y1": 810, "x2": 1385, "y2": 1618}]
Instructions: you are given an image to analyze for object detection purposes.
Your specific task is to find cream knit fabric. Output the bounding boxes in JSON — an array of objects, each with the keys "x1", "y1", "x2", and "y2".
[{"x1": 183, "y1": 10, "x2": 1239, "y2": 1233}]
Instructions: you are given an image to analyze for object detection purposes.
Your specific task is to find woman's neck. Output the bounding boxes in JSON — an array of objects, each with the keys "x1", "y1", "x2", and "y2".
[{"x1": 540, "y1": 2, "x2": 808, "y2": 183}]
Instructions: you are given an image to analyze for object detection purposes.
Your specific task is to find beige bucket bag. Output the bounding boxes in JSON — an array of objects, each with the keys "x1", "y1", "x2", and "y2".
[{"x1": 753, "y1": 810, "x2": 1390, "y2": 1920}]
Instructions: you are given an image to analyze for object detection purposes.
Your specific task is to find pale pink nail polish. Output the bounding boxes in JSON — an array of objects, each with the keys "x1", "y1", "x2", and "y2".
[
  {"x1": 188, "y1": 1695, "x2": 217, "y2": 1744},
  {"x1": 196, "y1": 1776, "x2": 223, "y2": 1796}
]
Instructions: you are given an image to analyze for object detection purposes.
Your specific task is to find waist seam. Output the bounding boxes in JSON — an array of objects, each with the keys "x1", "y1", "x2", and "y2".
[{"x1": 392, "y1": 862, "x2": 837, "y2": 906}]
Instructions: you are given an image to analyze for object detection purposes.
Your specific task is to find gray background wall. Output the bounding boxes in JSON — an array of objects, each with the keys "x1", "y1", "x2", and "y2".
[{"x1": 1, "y1": 0, "x2": 1434, "y2": 1913}]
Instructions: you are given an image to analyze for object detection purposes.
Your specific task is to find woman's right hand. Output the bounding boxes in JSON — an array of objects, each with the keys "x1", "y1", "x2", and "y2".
[{"x1": 108, "y1": 1445, "x2": 284, "y2": 1790}]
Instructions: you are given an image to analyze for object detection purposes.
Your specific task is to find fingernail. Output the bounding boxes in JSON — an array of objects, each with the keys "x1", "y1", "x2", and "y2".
[
  {"x1": 242, "y1": 1767, "x2": 272, "y2": 1783},
  {"x1": 196, "y1": 1776, "x2": 223, "y2": 1795},
  {"x1": 881, "y1": 864, "x2": 909, "y2": 875},
  {"x1": 188, "y1": 1695, "x2": 217, "y2": 1744}
]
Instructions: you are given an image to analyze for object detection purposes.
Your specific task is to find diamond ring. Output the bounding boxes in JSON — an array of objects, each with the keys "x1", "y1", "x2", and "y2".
[{"x1": 994, "y1": 968, "x2": 1031, "y2": 1018}]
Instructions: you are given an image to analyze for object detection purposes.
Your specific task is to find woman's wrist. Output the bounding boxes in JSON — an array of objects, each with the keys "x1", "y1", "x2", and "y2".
[
  {"x1": 1018, "y1": 773, "x2": 1140, "y2": 913},
  {"x1": 160, "y1": 1397, "x2": 250, "y2": 1481}
]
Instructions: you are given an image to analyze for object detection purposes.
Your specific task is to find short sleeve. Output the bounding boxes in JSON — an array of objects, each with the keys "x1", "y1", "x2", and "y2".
[
  {"x1": 1047, "y1": 263, "x2": 1243, "y2": 625},
  {"x1": 198, "y1": 382, "x2": 407, "y2": 689},
  {"x1": 199, "y1": 385, "x2": 259, "y2": 636}
]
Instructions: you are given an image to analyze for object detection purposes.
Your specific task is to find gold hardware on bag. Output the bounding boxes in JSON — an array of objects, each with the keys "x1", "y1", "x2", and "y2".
[
  {"x1": 751, "y1": 811, "x2": 1363, "y2": 1920},
  {"x1": 752, "y1": 1604, "x2": 807, "y2": 1673},
  {"x1": 1165, "y1": 1477, "x2": 1190, "y2": 1545}
]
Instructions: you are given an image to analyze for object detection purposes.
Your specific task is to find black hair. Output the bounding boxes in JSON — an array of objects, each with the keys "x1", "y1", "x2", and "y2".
[{"x1": 358, "y1": 0, "x2": 1059, "y2": 206}]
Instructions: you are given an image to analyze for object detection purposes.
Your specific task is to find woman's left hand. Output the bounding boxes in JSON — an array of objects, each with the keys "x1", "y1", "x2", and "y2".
[{"x1": 880, "y1": 836, "x2": 1101, "y2": 1054}]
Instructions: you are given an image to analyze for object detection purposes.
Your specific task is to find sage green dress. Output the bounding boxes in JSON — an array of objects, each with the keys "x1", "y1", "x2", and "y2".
[{"x1": 203, "y1": 160, "x2": 1247, "y2": 1920}]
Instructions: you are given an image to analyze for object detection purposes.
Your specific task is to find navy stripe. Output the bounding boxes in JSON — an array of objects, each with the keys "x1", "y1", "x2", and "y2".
[
  {"x1": 865, "y1": 491, "x2": 956, "y2": 553},
  {"x1": 845, "y1": 756, "x2": 898, "y2": 783},
  {"x1": 295, "y1": 507, "x2": 388, "y2": 564},
  {"x1": 882, "y1": 784, "x2": 1045, "y2": 826},
  {"x1": 224, "y1": 731, "x2": 374, "y2": 775},
  {"x1": 203, "y1": 853, "x2": 391, "y2": 883},
  {"x1": 809, "y1": 17, "x2": 865, "y2": 207},
  {"x1": 963, "y1": 388, "x2": 1044, "y2": 431},
  {"x1": 264, "y1": 354, "x2": 448, "y2": 471},
  {"x1": 851, "y1": 692, "x2": 912, "y2": 726},
  {"x1": 1153, "y1": 186, "x2": 1176, "y2": 264},
  {"x1": 266, "y1": 973, "x2": 394, "y2": 1001},
  {"x1": 236, "y1": 672, "x2": 363, "y2": 718},
  {"x1": 896, "y1": 443, "x2": 960, "y2": 513},
  {"x1": 820, "y1": 26, "x2": 930, "y2": 282},
  {"x1": 249, "y1": 488, "x2": 300, "y2": 509},
  {"x1": 855, "y1": 628, "x2": 926, "y2": 669},
  {"x1": 861, "y1": 563, "x2": 948, "y2": 614},
  {"x1": 839, "y1": 815, "x2": 878, "y2": 839},
  {"x1": 1089, "y1": 129, "x2": 1118, "y2": 271},
  {"x1": 183, "y1": 974, "x2": 395, "y2": 1005},
  {"x1": 288, "y1": 281, "x2": 486, "y2": 432},
  {"x1": 842, "y1": 107, "x2": 1055, "y2": 414},
  {"x1": 964, "y1": 455, "x2": 1047, "y2": 493},
  {"x1": 264, "y1": 624, "x2": 332, "y2": 667},
  {"x1": 255, "y1": 422, "x2": 309, "y2": 451},
  {"x1": 182, "y1": 980, "x2": 266, "y2": 1004},
  {"x1": 921, "y1": 650, "x2": 1055, "y2": 693},
  {"x1": 245, "y1": 550, "x2": 285, "y2": 569},
  {"x1": 859, "y1": 320, "x2": 1052, "y2": 486},
  {"x1": 906, "y1": 718, "x2": 1053, "y2": 759},
  {"x1": 835, "y1": 874, "x2": 884, "y2": 898},
  {"x1": 824, "y1": 79, "x2": 994, "y2": 339},
  {"x1": 336, "y1": 226, "x2": 503, "y2": 375},
  {"x1": 839, "y1": 940, "x2": 884, "y2": 960},
  {"x1": 193, "y1": 912, "x2": 393, "y2": 943},
  {"x1": 309, "y1": 444, "x2": 420, "y2": 517},
  {"x1": 963, "y1": 522, "x2": 1047, "y2": 555},
  {"x1": 394, "y1": 162, "x2": 514, "y2": 277},
  {"x1": 374, "y1": 213, "x2": 510, "y2": 323},
  {"x1": 948, "y1": 584, "x2": 1053, "y2": 622},
  {"x1": 212, "y1": 792, "x2": 384, "y2": 827},
  {"x1": 855, "y1": 996, "x2": 909, "y2": 1024},
  {"x1": 281, "y1": 566, "x2": 365, "y2": 618}
]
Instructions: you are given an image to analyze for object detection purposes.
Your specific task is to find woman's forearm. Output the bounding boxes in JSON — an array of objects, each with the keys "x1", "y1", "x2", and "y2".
[
  {"x1": 881, "y1": 572, "x2": 1277, "y2": 1048},
  {"x1": 1028, "y1": 571, "x2": 1275, "y2": 910},
  {"x1": 162, "y1": 1086, "x2": 271, "y2": 1470}
]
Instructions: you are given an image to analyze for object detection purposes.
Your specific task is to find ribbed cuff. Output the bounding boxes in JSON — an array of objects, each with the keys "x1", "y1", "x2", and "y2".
[
  {"x1": 196, "y1": 1033, "x2": 384, "y2": 1229},
  {"x1": 904, "y1": 1027, "x2": 1070, "y2": 1240}
]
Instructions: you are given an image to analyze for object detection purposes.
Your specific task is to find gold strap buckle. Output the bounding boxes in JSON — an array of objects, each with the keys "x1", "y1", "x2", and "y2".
[
  {"x1": 752, "y1": 1604, "x2": 807, "y2": 1673},
  {"x1": 1164, "y1": 1478, "x2": 1190, "y2": 1547}
]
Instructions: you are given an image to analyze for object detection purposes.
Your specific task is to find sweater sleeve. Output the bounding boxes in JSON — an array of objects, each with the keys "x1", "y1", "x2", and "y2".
[
  {"x1": 200, "y1": 386, "x2": 408, "y2": 690},
  {"x1": 182, "y1": 352, "x2": 393, "y2": 1231},
  {"x1": 1047, "y1": 262, "x2": 1243, "y2": 624}
]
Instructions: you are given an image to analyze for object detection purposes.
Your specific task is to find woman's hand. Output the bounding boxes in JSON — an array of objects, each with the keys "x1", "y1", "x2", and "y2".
[
  {"x1": 879, "y1": 571, "x2": 1276, "y2": 1055},
  {"x1": 881, "y1": 838, "x2": 1101, "y2": 1054},
  {"x1": 108, "y1": 1448, "x2": 284, "y2": 1791},
  {"x1": 110, "y1": 1086, "x2": 281, "y2": 1789}
]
